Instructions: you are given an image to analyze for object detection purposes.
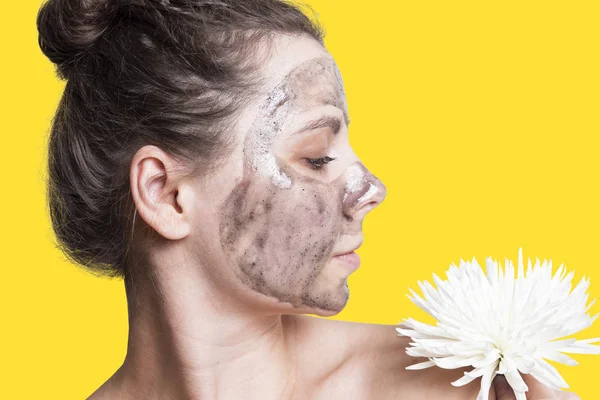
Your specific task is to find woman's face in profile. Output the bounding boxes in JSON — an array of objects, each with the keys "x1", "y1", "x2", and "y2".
[{"x1": 193, "y1": 35, "x2": 386, "y2": 316}]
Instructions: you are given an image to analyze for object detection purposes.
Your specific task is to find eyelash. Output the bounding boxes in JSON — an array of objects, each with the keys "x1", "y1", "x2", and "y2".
[{"x1": 305, "y1": 156, "x2": 337, "y2": 170}]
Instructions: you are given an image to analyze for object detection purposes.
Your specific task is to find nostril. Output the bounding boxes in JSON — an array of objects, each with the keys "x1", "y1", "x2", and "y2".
[
  {"x1": 351, "y1": 199, "x2": 382, "y2": 221},
  {"x1": 362, "y1": 201, "x2": 379, "y2": 214}
]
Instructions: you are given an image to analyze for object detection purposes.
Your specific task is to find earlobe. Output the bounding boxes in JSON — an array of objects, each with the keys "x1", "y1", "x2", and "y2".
[
  {"x1": 130, "y1": 145, "x2": 192, "y2": 241},
  {"x1": 154, "y1": 190, "x2": 191, "y2": 241}
]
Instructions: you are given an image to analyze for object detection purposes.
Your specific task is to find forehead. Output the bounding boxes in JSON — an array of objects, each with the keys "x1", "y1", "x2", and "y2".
[
  {"x1": 280, "y1": 56, "x2": 348, "y2": 119},
  {"x1": 226, "y1": 35, "x2": 350, "y2": 166},
  {"x1": 254, "y1": 35, "x2": 349, "y2": 121}
]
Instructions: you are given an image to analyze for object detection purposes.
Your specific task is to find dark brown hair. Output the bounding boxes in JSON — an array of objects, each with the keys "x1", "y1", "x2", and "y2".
[{"x1": 37, "y1": 0, "x2": 324, "y2": 279}]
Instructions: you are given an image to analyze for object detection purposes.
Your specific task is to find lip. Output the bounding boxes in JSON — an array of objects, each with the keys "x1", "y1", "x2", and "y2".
[
  {"x1": 332, "y1": 251, "x2": 361, "y2": 272},
  {"x1": 332, "y1": 236, "x2": 364, "y2": 257},
  {"x1": 331, "y1": 236, "x2": 363, "y2": 272}
]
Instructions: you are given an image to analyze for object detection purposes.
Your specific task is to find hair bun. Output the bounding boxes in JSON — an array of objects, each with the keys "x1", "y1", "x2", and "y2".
[{"x1": 37, "y1": 0, "x2": 117, "y2": 79}]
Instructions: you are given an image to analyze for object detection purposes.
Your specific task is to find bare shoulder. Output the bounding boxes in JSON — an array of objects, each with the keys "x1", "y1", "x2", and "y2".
[
  {"x1": 296, "y1": 317, "x2": 492, "y2": 400},
  {"x1": 353, "y1": 323, "x2": 490, "y2": 399}
]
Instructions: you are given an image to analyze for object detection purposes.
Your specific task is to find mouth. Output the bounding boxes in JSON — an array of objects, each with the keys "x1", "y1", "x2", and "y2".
[
  {"x1": 332, "y1": 251, "x2": 361, "y2": 272},
  {"x1": 331, "y1": 235, "x2": 363, "y2": 272},
  {"x1": 332, "y1": 235, "x2": 363, "y2": 257}
]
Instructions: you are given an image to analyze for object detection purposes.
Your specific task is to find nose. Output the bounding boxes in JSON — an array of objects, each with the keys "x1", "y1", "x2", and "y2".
[{"x1": 342, "y1": 163, "x2": 387, "y2": 220}]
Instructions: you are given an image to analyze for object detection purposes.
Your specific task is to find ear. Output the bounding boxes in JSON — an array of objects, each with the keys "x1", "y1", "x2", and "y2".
[{"x1": 129, "y1": 145, "x2": 194, "y2": 240}]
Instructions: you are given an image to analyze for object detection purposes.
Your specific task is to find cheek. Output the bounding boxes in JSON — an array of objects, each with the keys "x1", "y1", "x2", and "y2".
[
  {"x1": 218, "y1": 169, "x2": 344, "y2": 303},
  {"x1": 266, "y1": 178, "x2": 340, "y2": 265}
]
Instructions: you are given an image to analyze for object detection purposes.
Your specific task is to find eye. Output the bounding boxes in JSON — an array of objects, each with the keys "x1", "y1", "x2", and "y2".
[{"x1": 305, "y1": 156, "x2": 337, "y2": 170}]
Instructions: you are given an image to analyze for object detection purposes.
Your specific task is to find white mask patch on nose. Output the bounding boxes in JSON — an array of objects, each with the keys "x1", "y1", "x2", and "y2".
[{"x1": 345, "y1": 163, "x2": 365, "y2": 194}]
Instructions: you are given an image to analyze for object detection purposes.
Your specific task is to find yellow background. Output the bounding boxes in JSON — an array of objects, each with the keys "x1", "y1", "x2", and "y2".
[{"x1": 1, "y1": 0, "x2": 599, "y2": 398}]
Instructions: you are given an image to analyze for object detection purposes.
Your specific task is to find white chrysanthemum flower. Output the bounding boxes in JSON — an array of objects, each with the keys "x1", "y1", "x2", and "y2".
[{"x1": 396, "y1": 248, "x2": 600, "y2": 400}]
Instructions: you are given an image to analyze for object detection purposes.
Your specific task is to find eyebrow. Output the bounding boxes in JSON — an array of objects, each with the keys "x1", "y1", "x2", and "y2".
[{"x1": 292, "y1": 114, "x2": 350, "y2": 136}]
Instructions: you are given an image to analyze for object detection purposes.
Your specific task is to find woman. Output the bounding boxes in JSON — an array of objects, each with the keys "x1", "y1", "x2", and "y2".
[{"x1": 37, "y1": 0, "x2": 580, "y2": 398}]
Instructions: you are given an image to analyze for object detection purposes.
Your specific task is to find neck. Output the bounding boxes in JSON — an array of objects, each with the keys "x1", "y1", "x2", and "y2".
[{"x1": 114, "y1": 261, "x2": 300, "y2": 400}]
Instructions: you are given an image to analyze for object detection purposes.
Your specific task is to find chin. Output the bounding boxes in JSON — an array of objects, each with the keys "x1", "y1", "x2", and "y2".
[
  {"x1": 304, "y1": 282, "x2": 350, "y2": 317},
  {"x1": 312, "y1": 308, "x2": 342, "y2": 317}
]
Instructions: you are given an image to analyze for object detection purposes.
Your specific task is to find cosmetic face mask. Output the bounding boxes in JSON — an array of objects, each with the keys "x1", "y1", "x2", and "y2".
[{"x1": 219, "y1": 56, "x2": 385, "y2": 312}]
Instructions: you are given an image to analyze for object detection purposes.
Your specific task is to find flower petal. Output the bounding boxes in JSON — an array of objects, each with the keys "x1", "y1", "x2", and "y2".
[
  {"x1": 505, "y1": 367, "x2": 528, "y2": 393},
  {"x1": 476, "y1": 365, "x2": 497, "y2": 400},
  {"x1": 405, "y1": 360, "x2": 435, "y2": 370},
  {"x1": 452, "y1": 371, "x2": 478, "y2": 387},
  {"x1": 530, "y1": 360, "x2": 568, "y2": 390}
]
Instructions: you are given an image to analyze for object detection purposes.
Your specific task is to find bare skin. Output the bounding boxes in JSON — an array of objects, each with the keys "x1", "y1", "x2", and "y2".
[{"x1": 88, "y1": 34, "x2": 580, "y2": 400}]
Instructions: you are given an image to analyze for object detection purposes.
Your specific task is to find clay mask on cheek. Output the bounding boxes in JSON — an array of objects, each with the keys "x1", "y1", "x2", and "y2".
[{"x1": 218, "y1": 56, "x2": 379, "y2": 312}]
